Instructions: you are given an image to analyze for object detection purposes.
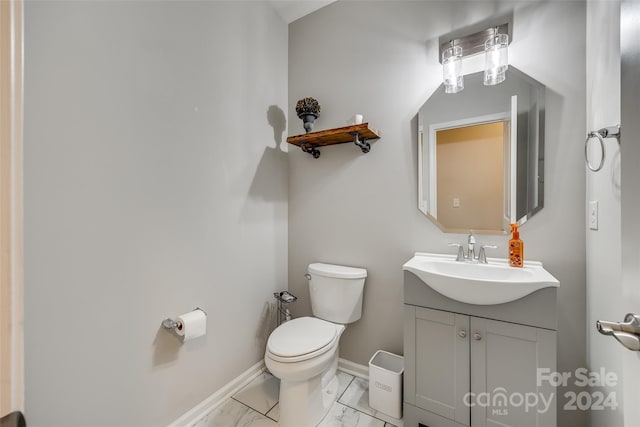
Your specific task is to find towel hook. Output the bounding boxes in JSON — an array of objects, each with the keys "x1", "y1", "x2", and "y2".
[{"x1": 585, "y1": 125, "x2": 620, "y2": 172}]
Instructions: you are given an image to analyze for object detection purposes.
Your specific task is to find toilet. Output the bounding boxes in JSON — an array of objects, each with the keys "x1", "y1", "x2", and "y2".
[{"x1": 265, "y1": 262, "x2": 367, "y2": 427}]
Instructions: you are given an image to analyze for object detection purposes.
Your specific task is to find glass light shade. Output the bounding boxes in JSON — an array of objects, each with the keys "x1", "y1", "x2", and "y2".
[
  {"x1": 484, "y1": 33, "x2": 508, "y2": 85},
  {"x1": 442, "y1": 45, "x2": 463, "y2": 94}
]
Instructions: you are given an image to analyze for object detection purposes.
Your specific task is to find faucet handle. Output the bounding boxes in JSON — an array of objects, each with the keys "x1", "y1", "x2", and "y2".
[
  {"x1": 448, "y1": 243, "x2": 465, "y2": 261},
  {"x1": 478, "y1": 245, "x2": 498, "y2": 264}
]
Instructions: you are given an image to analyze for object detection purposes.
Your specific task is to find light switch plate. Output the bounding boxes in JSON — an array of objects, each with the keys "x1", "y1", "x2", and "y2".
[
  {"x1": 589, "y1": 200, "x2": 598, "y2": 230},
  {"x1": 453, "y1": 197, "x2": 460, "y2": 208}
]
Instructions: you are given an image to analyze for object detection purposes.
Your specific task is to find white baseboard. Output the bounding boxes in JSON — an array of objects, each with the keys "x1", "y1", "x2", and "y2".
[
  {"x1": 338, "y1": 358, "x2": 369, "y2": 380},
  {"x1": 168, "y1": 358, "x2": 368, "y2": 427},
  {"x1": 167, "y1": 360, "x2": 266, "y2": 427}
]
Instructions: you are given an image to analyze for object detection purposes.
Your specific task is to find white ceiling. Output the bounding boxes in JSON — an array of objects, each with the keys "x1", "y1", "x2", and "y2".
[{"x1": 268, "y1": 0, "x2": 337, "y2": 24}]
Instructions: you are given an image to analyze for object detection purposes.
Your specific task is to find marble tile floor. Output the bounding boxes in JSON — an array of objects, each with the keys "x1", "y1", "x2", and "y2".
[{"x1": 193, "y1": 370, "x2": 403, "y2": 427}]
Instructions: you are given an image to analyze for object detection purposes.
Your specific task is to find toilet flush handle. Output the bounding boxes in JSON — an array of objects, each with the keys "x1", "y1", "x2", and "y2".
[{"x1": 305, "y1": 273, "x2": 312, "y2": 280}]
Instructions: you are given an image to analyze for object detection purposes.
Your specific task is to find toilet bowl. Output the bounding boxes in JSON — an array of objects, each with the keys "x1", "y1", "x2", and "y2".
[
  {"x1": 265, "y1": 317, "x2": 345, "y2": 426},
  {"x1": 264, "y1": 263, "x2": 367, "y2": 427}
]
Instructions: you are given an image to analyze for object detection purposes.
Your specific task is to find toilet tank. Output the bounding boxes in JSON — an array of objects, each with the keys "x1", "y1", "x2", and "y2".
[{"x1": 308, "y1": 263, "x2": 367, "y2": 324}]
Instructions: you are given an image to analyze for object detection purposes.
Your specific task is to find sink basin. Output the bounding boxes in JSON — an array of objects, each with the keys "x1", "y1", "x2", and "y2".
[{"x1": 403, "y1": 252, "x2": 559, "y2": 305}]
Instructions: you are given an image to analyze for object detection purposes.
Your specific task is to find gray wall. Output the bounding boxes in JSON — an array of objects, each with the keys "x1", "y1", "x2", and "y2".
[
  {"x1": 585, "y1": 2, "x2": 623, "y2": 427},
  {"x1": 23, "y1": 2, "x2": 287, "y2": 426},
  {"x1": 288, "y1": 2, "x2": 586, "y2": 426}
]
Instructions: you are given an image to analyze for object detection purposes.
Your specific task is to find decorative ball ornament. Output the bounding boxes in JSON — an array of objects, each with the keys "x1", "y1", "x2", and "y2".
[{"x1": 295, "y1": 97, "x2": 321, "y2": 133}]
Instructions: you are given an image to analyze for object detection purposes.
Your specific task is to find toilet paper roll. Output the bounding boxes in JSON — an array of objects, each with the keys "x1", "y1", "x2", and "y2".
[{"x1": 176, "y1": 309, "x2": 207, "y2": 341}]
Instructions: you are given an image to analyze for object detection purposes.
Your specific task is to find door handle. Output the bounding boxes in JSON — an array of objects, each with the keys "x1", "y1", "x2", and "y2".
[{"x1": 596, "y1": 313, "x2": 640, "y2": 351}]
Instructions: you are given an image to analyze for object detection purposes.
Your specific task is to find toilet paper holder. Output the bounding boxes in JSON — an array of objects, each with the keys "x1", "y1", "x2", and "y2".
[{"x1": 162, "y1": 307, "x2": 207, "y2": 331}]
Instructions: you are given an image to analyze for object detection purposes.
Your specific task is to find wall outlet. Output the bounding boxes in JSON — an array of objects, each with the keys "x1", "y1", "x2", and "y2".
[
  {"x1": 589, "y1": 200, "x2": 598, "y2": 230},
  {"x1": 453, "y1": 197, "x2": 460, "y2": 208}
]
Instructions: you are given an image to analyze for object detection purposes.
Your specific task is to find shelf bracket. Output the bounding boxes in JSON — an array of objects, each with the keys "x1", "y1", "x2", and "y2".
[
  {"x1": 352, "y1": 132, "x2": 370, "y2": 154},
  {"x1": 300, "y1": 142, "x2": 321, "y2": 159}
]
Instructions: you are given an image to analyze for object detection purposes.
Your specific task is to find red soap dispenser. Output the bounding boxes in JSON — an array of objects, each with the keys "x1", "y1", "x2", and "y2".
[{"x1": 509, "y1": 223, "x2": 524, "y2": 268}]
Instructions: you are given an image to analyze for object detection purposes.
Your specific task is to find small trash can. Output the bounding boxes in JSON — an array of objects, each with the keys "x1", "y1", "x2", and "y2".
[{"x1": 368, "y1": 350, "x2": 404, "y2": 419}]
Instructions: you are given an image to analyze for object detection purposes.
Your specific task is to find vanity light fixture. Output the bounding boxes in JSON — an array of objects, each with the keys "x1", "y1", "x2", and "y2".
[
  {"x1": 443, "y1": 43, "x2": 464, "y2": 94},
  {"x1": 484, "y1": 28, "x2": 509, "y2": 86},
  {"x1": 438, "y1": 23, "x2": 511, "y2": 93}
]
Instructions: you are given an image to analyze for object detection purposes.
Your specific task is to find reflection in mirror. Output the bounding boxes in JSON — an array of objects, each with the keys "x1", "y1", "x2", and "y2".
[
  {"x1": 418, "y1": 66, "x2": 545, "y2": 234},
  {"x1": 435, "y1": 122, "x2": 506, "y2": 231}
]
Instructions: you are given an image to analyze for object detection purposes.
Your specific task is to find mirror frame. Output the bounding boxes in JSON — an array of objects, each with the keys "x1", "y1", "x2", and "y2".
[{"x1": 418, "y1": 66, "x2": 546, "y2": 234}]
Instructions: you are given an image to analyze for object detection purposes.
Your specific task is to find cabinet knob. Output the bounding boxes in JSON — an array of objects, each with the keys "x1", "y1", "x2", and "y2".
[
  {"x1": 473, "y1": 332, "x2": 482, "y2": 341},
  {"x1": 458, "y1": 329, "x2": 467, "y2": 338}
]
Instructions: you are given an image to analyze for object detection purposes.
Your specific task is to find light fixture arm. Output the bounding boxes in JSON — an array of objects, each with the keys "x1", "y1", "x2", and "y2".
[{"x1": 438, "y1": 23, "x2": 510, "y2": 64}]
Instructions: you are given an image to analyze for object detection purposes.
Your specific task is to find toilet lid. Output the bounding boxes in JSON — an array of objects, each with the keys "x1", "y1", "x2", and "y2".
[{"x1": 268, "y1": 317, "x2": 337, "y2": 358}]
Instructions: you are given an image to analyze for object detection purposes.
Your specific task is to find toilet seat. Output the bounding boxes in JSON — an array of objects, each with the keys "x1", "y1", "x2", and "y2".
[{"x1": 267, "y1": 317, "x2": 339, "y2": 363}]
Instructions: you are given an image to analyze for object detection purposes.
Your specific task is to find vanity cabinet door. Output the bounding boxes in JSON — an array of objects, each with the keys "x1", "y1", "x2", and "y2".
[
  {"x1": 470, "y1": 318, "x2": 556, "y2": 427},
  {"x1": 405, "y1": 305, "x2": 471, "y2": 426}
]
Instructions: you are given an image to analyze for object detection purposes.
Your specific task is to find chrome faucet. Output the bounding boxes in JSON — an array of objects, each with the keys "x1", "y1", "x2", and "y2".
[
  {"x1": 448, "y1": 233, "x2": 497, "y2": 264},
  {"x1": 467, "y1": 234, "x2": 476, "y2": 260}
]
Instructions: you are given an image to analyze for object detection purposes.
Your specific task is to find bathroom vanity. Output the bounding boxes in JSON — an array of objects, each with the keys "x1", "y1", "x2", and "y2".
[
  {"x1": 403, "y1": 255, "x2": 558, "y2": 427},
  {"x1": 408, "y1": 23, "x2": 557, "y2": 427}
]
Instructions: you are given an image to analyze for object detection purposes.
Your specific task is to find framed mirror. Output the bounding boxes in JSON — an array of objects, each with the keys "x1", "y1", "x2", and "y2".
[{"x1": 418, "y1": 66, "x2": 545, "y2": 234}]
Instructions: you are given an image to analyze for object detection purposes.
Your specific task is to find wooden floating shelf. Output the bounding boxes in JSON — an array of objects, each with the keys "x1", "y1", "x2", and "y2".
[
  {"x1": 287, "y1": 123, "x2": 381, "y2": 147},
  {"x1": 286, "y1": 123, "x2": 381, "y2": 159}
]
